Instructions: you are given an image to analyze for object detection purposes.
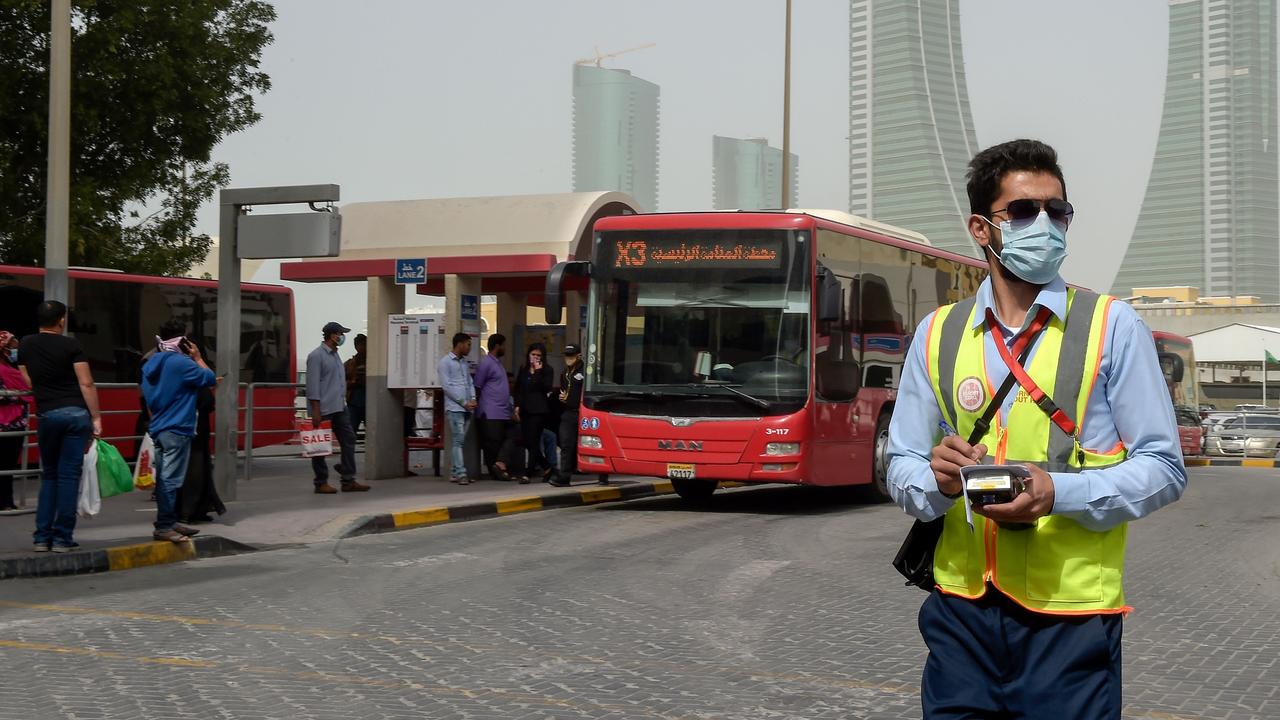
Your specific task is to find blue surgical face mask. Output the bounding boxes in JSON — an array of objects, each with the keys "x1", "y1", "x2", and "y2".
[
  {"x1": 335, "y1": 334, "x2": 346, "y2": 347},
  {"x1": 984, "y1": 211, "x2": 1067, "y2": 285}
]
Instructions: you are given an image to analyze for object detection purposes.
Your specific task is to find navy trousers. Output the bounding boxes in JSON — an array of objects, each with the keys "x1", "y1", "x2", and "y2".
[{"x1": 919, "y1": 588, "x2": 1123, "y2": 720}]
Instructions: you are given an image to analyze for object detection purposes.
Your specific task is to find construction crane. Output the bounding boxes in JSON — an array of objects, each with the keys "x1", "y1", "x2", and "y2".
[{"x1": 574, "y1": 43, "x2": 656, "y2": 68}]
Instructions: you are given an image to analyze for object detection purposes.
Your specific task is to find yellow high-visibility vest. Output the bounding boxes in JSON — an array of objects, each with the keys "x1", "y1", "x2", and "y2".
[{"x1": 925, "y1": 288, "x2": 1129, "y2": 615}]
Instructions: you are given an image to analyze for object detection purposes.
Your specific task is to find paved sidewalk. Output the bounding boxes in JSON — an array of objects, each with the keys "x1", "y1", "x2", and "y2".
[{"x1": 0, "y1": 454, "x2": 651, "y2": 562}]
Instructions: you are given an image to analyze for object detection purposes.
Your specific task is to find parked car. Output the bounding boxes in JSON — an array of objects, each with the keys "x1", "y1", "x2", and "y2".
[
  {"x1": 1203, "y1": 414, "x2": 1280, "y2": 458},
  {"x1": 1174, "y1": 406, "x2": 1204, "y2": 456}
]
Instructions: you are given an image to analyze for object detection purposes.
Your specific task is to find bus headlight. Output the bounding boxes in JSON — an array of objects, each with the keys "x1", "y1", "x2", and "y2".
[
  {"x1": 579, "y1": 435, "x2": 603, "y2": 449},
  {"x1": 765, "y1": 442, "x2": 800, "y2": 456}
]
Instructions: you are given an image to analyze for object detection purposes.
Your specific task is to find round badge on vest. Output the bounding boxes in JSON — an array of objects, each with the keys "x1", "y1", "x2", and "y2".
[{"x1": 957, "y1": 376, "x2": 986, "y2": 413}]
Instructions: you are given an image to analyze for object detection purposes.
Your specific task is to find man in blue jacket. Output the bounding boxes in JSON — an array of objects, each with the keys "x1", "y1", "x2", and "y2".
[{"x1": 142, "y1": 322, "x2": 217, "y2": 543}]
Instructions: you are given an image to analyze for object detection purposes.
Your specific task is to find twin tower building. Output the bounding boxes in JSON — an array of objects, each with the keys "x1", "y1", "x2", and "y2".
[{"x1": 571, "y1": 0, "x2": 1278, "y2": 302}]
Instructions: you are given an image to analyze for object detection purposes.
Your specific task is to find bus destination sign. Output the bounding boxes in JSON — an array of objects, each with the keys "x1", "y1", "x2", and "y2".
[{"x1": 613, "y1": 237, "x2": 782, "y2": 269}]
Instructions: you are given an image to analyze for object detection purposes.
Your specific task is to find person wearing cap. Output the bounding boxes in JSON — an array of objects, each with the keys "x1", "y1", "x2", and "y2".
[
  {"x1": 551, "y1": 343, "x2": 600, "y2": 487},
  {"x1": 305, "y1": 322, "x2": 370, "y2": 494}
]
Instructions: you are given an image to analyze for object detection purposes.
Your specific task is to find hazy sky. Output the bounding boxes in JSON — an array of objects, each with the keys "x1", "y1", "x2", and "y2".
[{"x1": 201, "y1": 0, "x2": 1183, "y2": 323}]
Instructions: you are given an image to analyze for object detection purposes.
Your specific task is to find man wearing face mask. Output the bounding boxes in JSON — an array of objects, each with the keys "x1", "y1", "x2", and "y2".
[
  {"x1": 305, "y1": 321, "x2": 370, "y2": 494},
  {"x1": 886, "y1": 139, "x2": 1186, "y2": 719}
]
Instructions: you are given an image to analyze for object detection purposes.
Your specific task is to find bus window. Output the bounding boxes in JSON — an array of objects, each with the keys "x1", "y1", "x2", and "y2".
[{"x1": 857, "y1": 240, "x2": 911, "y2": 390}]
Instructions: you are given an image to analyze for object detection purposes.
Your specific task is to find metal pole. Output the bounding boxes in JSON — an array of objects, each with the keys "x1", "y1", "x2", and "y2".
[
  {"x1": 780, "y1": 0, "x2": 793, "y2": 210},
  {"x1": 214, "y1": 198, "x2": 242, "y2": 501},
  {"x1": 243, "y1": 383, "x2": 255, "y2": 483},
  {"x1": 1263, "y1": 352, "x2": 1268, "y2": 409},
  {"x1": 43, "y1": 0, "x2": 72, "y2": 305}
]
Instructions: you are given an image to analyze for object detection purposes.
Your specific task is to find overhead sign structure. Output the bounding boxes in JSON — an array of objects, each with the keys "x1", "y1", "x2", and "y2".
[
  {"x1": 387, "y1": 313, "x2": 444, "y2": 388},
  {"x1": 395, "y1": 258, "x2": 427, "y2": 285},
  {"x1": 238, "y1": 211, "x2": 341, "y2": 259}
]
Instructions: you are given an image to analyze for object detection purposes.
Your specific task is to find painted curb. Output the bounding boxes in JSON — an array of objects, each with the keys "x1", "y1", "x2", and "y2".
[
  {"x1": 342, "y1": 479, "x2": 688, "y2": 538},
  {"x1": 1184, "y1": 458, "x2": 1280, "y2": 469},
  {"x1": 0, "y1": 535, "x2": 257, "y2": 581}
]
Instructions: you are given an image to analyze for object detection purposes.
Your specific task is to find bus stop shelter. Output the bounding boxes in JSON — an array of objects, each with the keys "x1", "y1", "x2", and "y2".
[{"x1": 279, "y1": 191, "x2": 638, "y2": 481}]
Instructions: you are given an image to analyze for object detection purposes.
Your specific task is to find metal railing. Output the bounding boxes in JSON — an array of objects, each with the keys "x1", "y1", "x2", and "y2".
[
  {"x1": 1, "y1": 383, "x2": 152, "y2": 512},
  {"x1": 4, "y1": 380, "x2": 427, "y2": 503}
]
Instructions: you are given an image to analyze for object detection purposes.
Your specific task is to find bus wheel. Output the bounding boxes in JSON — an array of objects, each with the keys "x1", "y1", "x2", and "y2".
[
  {"x1": 671, "y1": 478, "x2": 717, "y2": 504},
  {"x1": 870, "y1": 413, "x2": 893, "y2": 502}
]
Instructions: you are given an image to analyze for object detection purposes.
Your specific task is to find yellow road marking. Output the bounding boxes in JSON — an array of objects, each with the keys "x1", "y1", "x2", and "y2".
[
  {"x1": 1184, "y1": 458, "x2": 1210, "y2": 467},
  {"x1": 579, "y1": 486, "x2": 621, "y2": 503},
  {"x1": 495, "y1": 496, "x2": 542, "y2": 514},
  {"x1": 652, "y1": 480, "x2": 674, "y2": 493},
  {"x1": 392, "y1": 507, "x2": 450, "y2": 528},
  {"x1": 1240, "y1": 458, "x2": 1277, "y2": 468},
  {"x1": 105, "y1": 541, "x2": 196, "y2": 571}
]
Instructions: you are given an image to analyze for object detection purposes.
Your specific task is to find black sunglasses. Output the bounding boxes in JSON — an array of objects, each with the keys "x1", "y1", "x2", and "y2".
[{"x1": 990, "y1": 198, "x2": 1074, "y2": 228}]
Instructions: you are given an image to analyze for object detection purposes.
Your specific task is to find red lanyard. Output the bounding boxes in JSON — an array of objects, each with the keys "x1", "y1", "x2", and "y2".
[{"x1": 986, "y1": 307, "x2": 1079, "y2": 437}]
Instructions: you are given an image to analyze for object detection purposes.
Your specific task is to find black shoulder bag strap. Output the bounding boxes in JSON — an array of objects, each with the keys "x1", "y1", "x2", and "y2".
[{"x1": 892, "y1": 310, "x2": 1051, "y2": 591}]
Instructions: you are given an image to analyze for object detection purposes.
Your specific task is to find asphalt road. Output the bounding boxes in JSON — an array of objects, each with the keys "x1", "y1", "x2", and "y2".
[{"x1": 0, "y1": 467, "x2": 1275, "y2": 720}]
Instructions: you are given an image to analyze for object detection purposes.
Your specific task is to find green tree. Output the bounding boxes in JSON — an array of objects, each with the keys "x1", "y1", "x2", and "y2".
[{"x1": 0, "y1": 0, "x2": 275, "y2": 276}]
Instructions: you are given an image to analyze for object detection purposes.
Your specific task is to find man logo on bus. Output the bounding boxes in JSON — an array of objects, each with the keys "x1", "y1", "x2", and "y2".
[{"x1": 957, "y1": 376, "x2": 986, "y2": 413}]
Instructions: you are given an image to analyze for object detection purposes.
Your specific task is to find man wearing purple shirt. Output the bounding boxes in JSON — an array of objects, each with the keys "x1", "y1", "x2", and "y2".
[{"x1": 474, "y1": 334, "x2": 514, "y2": 481}]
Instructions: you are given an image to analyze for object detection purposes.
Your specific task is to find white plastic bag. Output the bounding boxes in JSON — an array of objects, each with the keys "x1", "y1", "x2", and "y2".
[
  {"x1": 77, "y1": 441, "x2": 100, "y2": 517},
  {"x1": 299, "y1": 420, "x2": 334, "y2": 458},
  {"x1": 132, "y1": 434, "x2": 156, "y2": 490}
]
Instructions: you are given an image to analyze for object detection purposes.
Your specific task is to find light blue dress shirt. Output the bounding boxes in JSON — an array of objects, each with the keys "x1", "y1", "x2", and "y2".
[
  {"x1": 886, "y1": 276, "x2": 1187, "y2": 532},
  {"x1": 437, "y1": 352, "x2": 475, "y2": 414}
]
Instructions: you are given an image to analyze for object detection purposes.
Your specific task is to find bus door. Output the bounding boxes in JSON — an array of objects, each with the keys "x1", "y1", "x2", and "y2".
[{"x1": 811, "y1": 249, "x2": 862, "y2": 482}]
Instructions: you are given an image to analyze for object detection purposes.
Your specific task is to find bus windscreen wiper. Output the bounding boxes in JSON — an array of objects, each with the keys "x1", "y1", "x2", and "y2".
[{"x1": 687, "y1": 383, "x2": 771, "y2": 410}]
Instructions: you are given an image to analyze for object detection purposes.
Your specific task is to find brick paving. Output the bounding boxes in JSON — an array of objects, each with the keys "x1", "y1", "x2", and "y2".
[{"x1": 0, "y1": 466, "x2": 1274, "y2": 719}]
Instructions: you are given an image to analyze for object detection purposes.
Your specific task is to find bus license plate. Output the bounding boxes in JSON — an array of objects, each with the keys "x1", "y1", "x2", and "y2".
[{"x1": 667, "y1": 463, "x2": 696, "y2": 480}]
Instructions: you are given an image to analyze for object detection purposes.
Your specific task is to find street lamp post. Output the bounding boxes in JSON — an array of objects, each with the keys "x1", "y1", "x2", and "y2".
[
  {"x1": 780, "y1": 0, "x2": 793, "y2": 210},
  {"x1": 44, "y1": 0, "x2": 72, "y2": 304}
]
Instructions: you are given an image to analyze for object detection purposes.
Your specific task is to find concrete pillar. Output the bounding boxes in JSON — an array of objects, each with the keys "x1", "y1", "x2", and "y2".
[
  {"x1": 565, "y1": 293, "x2": 584, "y2": 345},
  {"x1": 443, "y1": 274, "x2": 484, "y2": 479},
  {"x1": 495, "y1": 292, "x2": 522, "y2": 374},
  {"x1": 364, "y1": 276, "x2": 406, "y2": 481}
]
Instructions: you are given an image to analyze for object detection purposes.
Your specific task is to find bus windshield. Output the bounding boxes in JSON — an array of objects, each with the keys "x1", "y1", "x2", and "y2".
[{"x1": 585, "y1": 229, "x2": 810, "y2": 416}]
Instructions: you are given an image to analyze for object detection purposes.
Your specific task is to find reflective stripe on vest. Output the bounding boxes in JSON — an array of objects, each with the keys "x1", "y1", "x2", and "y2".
[{"x1": 926, "y1": 289, "x2": 1130, "y2": 615}]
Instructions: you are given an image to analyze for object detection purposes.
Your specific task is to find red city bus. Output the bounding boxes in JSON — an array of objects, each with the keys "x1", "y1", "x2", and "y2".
[
  {"x1": 545, "y1": 210, "x2": 988, "y2": 502},
  {"x1": 1151, "y1": 330, "x2": 1203, "y2": 456},
  {"x1": 0, "y1": 264, "x2": 296, "y2": 456}
]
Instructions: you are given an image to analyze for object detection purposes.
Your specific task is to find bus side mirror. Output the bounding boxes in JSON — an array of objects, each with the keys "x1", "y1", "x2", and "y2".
[
  {"x1": 545, "y1": 261, "x2": 591, "y2": 324},
  {"x1": 1157, "y1": 351, "x2": 1184, "y2": 384},
  {"x1": 817, "y1": 266, "x2": 841, "y2": 322}
]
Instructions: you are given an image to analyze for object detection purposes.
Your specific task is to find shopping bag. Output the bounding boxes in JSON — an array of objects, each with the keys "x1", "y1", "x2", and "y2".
[
  {"x1": 96, "y1": 439, "x2": 135, "y2": 498},
  {"x1": 299, "y1": 420, "x2": 334, "y2": 458},
  {"x1": 77, "y1": 441, "x2": 101, "y2": 517},
  {"x1": 132, "y1": 434, "x2": 156, "y2": 490}
]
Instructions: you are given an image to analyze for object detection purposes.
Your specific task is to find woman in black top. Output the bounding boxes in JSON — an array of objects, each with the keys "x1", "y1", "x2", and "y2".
[{"x1": 513, "y1": 343, "x2": 555, "y2": 481}]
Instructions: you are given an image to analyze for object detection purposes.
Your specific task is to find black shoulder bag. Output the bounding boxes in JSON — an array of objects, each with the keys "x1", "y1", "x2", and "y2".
[{"x1": 891, "y1": 320, "x2": 1046, "y2": 591}]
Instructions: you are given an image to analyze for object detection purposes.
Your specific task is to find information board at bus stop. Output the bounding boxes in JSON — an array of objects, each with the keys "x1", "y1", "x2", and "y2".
[
  {"x1": 460, "y1": 294, "x2": 482, "y2": 371},
  {"x1": 387, "y1": 314, "x2": 444, "y2": 388}
]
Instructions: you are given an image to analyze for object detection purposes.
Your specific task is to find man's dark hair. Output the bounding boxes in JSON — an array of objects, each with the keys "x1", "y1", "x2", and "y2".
[
  {"x1": 354, "y1": 333, "x2": 367, "y2": 344},
  {"x1": 157, "y1": 320, "x2": 186, "y2": 341},
  {"x1": 966, "y1": 139, "x2": 1067, "y2": 216},
  {"x1": 487, "y1": 333, "x2": 506, "y2": 351},
  {"x1": 35, "y1": 300, "x2": 67, "y2": 328},
  {"x1": 452, "y1": 332, "x2": 470, "y2": 348}
]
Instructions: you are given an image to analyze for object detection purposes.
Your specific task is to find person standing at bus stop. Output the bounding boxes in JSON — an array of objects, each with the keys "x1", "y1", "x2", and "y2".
[
  {"x1": 886, "y1": 139, "x2": 1187, "y2": 719},
  {"x1": 17, "y1": 301, "x2": 101, "y2": 553},
  {"x1": 0, "y1": 331, "x2": 32, "y2": 512},
  {"x1": 514, "y1": 343, "x2": 555, "y2": 483},
  {"x1": 344, "y1": 333, "x2": 368, "y2": 434},
  {"x1": 306, "y1": 322, "x2": 370, "y2": 494},
  {"x1": 438, "y1": 332, "x2": 477, "y2": 484},
  {"x1": 550, "y1": 344, "x2": 597, "y2": 487}
]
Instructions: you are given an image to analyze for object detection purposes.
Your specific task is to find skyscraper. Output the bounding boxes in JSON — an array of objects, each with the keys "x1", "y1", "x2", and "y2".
[
  {"x1": 848, "y1": 0, "x2": 980, "y2": 253},
  {"x1": 711, "y1": 136, "x2": 799, "y2": 210},
  {"x1": 571, "y1": 64, "x2": 660, "y2": 211},
  {"x1": 1112, "y1": 0, "x2": 1278, "y2": 302}
]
